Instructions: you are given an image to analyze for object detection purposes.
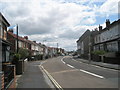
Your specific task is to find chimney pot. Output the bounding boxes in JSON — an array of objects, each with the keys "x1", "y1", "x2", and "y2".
[
  {"x1": 99, "y1": 25, "x2": 102, "y2": 31},
  {"x1": 8, "y1": 29, "x2": 13, "y2": 33},
  {"x1": 33, "y1": 41, "x2": 36, "y2": 43},
  {"x1": 24, "y1": 36, "x2": 28, "y2": 40}
]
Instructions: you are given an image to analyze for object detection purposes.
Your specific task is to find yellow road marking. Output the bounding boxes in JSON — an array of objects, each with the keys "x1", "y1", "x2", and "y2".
[{"x1": 40, "y1": 65, "x2": 63, "y2": 90}]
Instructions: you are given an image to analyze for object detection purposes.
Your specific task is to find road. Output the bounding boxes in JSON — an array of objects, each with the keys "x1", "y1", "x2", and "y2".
[{"x1": 42, "y1": 56, "x2": 119, "y2": 89}]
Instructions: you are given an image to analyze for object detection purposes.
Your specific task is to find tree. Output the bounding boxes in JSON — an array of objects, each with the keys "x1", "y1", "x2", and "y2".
[{"x1": 18, "y1": 48, "x2": 29, "y2": 59}]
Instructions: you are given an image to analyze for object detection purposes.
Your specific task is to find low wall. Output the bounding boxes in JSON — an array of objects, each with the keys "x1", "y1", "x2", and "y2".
[
  {"x1": 91, "y1": 54, "x2": 120, "y2": 64},
  {"x1": 80, "y1": 54, "x2": 89, "y2": 60},
  {"x1": 103, "y1": 57, "x2": 120, "y2": 65}
]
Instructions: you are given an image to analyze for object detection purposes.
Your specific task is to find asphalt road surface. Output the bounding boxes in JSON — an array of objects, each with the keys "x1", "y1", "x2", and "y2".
[{"x1": 42, "y1": 56, "x2": 119, "y2": 88}]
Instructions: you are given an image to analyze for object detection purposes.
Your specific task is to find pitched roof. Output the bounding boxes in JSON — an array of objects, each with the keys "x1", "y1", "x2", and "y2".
[
  {"x1": 8, "y1": 32, "x2": 26, "y2": 41},
  {"x1": 0, "y1": 12, "x2": 10, "y2": 26},
  {"x1": 76, "y1": 30, "x2": 91, "y2": 42},
  {"x1": 100, "y1": 19, "x2": 120, "y2": 33}
]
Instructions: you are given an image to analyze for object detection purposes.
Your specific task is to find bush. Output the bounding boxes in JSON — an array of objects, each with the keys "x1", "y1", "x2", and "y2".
[
  {"x1": 57, "y1": 52, "x2": 61, "y2": 55},
  {"x1": 18, "y1": 48, "x2": 29, "y2": 59},
  {"x1": 13, "y1": 53, "x2": 21, "y2": 60},
  {"x1": 92, "y1": 50, "x2": 106, "y2": 55},
  {"x1": 12, "y1": 53, "x2": 21, "y2": 64},
  {"x1": 35, "y1": 54, "x2": 43, "y2": 60}
]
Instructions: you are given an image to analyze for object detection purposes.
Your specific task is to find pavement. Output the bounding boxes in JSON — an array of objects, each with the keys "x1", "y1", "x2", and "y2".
[
  {"x1": 73, "y1": 56, "x2": 120, "y2": 70},
  {"x1": 16, "y1": 60, "x2": 54, "y2": 89}
]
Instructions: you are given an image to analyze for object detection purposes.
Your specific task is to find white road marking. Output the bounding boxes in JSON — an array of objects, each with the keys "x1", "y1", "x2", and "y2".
[
  {"x1": 63, "y1": 61, "x2": 66, "y2": 64},
  {"x1": 72, "y1": 58, "x2": 118, "y2": 71},
  {"x1": 91, "y1": 64, "x2": 118, "y2": 71},
  {"x1": 61, "y1": 58, "x2": 66, "y2": 64},
  {"x1": 80, "y1": 69, "x2": 104, "y2": 79},
  {"x1": 67, "y1": 64, "x2": 75, "y2": 68},
  {"x1": 61, "y1": 57, "x2": 74, "y2": 68},
  {"x1": 63, "y1": 57, "x2": 106, "y2": 78}
]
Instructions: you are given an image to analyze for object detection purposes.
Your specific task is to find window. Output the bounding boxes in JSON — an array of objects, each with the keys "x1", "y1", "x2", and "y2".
[
  {"x1": 0, "y1": 25, "x2": 2, "y2": 38},
  {"x1": 3, "y1": 29, "x2": 7, "y2": 40},
  {"x1": 2, "y1": 46, "x2": 9, "y2": 62}
]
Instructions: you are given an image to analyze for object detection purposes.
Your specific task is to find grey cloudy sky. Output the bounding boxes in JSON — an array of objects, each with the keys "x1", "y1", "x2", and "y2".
[{"x1": 0, "y1": 0, "x2": 119, "y2": 51}]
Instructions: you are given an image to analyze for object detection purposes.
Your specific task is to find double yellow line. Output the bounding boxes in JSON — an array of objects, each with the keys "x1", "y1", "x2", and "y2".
[{"x1": 40, "y1": 65, "x2": 63, "y2": 90}]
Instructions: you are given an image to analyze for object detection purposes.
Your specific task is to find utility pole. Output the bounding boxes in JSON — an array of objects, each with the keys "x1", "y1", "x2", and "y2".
[
  {"x1": 89, "y1": 33, "x2": 91, "y2": 63},
  {"x1": 57, "y1": 43, "x2": 59, "y2": 55},
  {"x1": 16, "y1": 24, "x2": 19, "y2": 53}
]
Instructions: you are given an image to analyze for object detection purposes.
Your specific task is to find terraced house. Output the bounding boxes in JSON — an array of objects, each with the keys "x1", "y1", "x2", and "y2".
[
  {"x1": 77, "y1": 19, "x2": 120, "y2": 64},
  {"x1": 93, "y1": 19, "x2": 120, "y2": 64},
  {"x1": 94, "y1": 19, "x2": 120, "y2": 53},
  {"x1": 7, "y1": 30, "x2": 28, "y2": 53},
  {"x1": 0, "y1": 13, "x2": 16, "y2": 89}
]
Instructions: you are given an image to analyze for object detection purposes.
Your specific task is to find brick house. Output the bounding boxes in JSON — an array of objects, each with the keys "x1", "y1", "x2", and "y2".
[
  {"x1": 0, "y1": 13, "x2": 16, "y2": 89},
  {"x1": 30, "y1": 41, "x2": 39, "y2": 56},
  {"x1": 7, "y1": 30, "x2": 28, "y2": 53},
  {"x1": 7, "y1": 29, "x2": 49, "y2": 60},
  {"x1": 7, "y1": 31, "x2": 41, "y2": 58}
]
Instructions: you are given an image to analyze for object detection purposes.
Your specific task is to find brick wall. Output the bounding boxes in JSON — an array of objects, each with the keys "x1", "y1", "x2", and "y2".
[
  {"x1": 0, "y1": 72, "x2": 4, "y2": 90},
  {"x1": 1, "y1": 72, "x2": 4, "y2": 89}
]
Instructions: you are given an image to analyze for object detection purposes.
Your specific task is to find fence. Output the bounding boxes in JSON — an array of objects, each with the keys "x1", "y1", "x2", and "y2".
[{"x1": 2, "y1": 64, "x2": 15, "y2": 89}]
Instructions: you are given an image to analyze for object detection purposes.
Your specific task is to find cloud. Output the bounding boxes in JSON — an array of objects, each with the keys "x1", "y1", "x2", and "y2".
[
  {"x1": 97, "y1": 0, "x2": 119, "y2": 17},
  {"x1": 58, "y1": 28, "x2": 86, "y2": 39},
  {"x1": 0, "y1": 0, "x2": 118, "y2": 51}
]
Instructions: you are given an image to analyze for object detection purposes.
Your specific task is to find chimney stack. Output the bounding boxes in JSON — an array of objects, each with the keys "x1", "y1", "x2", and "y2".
[
  {"x1": 99, "y1": 24, "x2": 102, "y2": 31},
  {"x1": 106, "y1": 19, "x2": 110, "y2": 28},
  {"x1": 24, "y1": 36, "x2": 28, "y2": 40},
  {"x1": 94, "y1": 28, "x2": 98, "y2": 31},
  {"x1": 8, "y1": 29, "x2": 13, "y2": 33},
  {"x1": 33, "y1": 41, "x2": 36, "y2": 43}
]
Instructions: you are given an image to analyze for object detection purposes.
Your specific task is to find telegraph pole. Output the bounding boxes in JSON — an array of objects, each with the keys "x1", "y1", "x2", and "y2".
[
  {"x1": 89, "y1": 33, "x2": 91, "y2": 63},
  {"x1": 16, "y1": 24, "x2": 19, "y2": 53},
  {"x1": 57, "y1": 43, "x2": 59, "y2": 55}
]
